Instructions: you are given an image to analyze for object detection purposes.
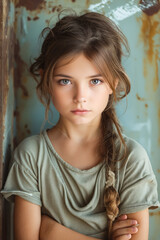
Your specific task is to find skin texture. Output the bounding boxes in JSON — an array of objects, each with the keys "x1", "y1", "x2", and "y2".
[
  {"x1": 14, "y1": 196, "x2": 149, "y2": 240},
  {"x1": 51, "y1": 53, "x2": 113, "y2": 127},
  {"x1": 14, "y1": 54, "x2": 149, "y2": 239}
]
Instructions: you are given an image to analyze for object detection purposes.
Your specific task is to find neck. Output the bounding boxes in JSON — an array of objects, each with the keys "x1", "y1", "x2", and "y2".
[{"x1": 54, "y1": 118, "x2": 102, "y2": 143}]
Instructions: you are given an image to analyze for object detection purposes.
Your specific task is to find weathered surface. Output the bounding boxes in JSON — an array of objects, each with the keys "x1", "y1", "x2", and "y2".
[
  {"x1": 139, "y1": 0, "x2": 160, "y2": 16},
  {"x1": 16, "y1": 0, "x2": 44, "y2": 11},
  {"x1": 0, "y1": 0, "x2": 15, "y2": 239}
]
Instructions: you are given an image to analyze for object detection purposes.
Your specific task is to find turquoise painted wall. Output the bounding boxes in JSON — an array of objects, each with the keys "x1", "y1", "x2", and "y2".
[{"x1": 4, "y1": 0, "x2": 160, "y2": 239}]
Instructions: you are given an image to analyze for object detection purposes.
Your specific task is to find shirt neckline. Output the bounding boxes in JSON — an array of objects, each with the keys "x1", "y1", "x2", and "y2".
[{"x1": 42, "y1": 129, "x2": 106, "y2": 174}]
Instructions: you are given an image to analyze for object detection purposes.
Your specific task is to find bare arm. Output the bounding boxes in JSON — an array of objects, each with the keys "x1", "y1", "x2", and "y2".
[
  {"x1": 14, "y1": 196, "x2": 41, "y2": 240},
  {"x1": 127, "y1": 209, "x2": 149, "y2": 240},
  {"x1": 40, "y1": 214, "x2": 142, "y2": 240},
  {"x1": 40, "y1": 215, "x2": 101, "y2": 240},
  {"x1": 14, "y1": 196, "x2": 100, "y2": 240},
  {"x1": 112, "y1": 209, "x2": 149, "y2": 240}
]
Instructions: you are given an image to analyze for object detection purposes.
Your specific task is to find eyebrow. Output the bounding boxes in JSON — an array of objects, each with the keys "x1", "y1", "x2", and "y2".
[{"x1": 53, "y1": 74, "x2": 103, "y2": 78}]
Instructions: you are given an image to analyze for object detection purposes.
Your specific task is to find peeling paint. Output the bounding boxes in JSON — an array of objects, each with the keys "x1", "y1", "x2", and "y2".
[
  {"x1": 14, "y1": 41, "x2": 29, "y2": 98},
  {"x1": 158, "y1": 106, "x2": 160, "y2": 145},
  {"x1": 16, "y1": 0, "x2": 44, "y2": 11},
  {"x1": 150, "y1": 211, "x2": 160, "y2": 216},
  {"x1": 139, "y1": 0, "x2": 160, "y2": 16},
  {"x1": 138, "y1": 12, "x2": 160, "y2": 92},
  {"x1": 33, "y1": 16, "x2": 39, "y2": 21},
  {"x1": 136, "y1": 94, "x2": 145, "y2": 101}
]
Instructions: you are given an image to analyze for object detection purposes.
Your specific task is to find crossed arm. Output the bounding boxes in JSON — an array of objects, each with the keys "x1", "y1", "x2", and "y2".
[{"x1": 14, "y1": 196, "x2": 149, "y2": 240}]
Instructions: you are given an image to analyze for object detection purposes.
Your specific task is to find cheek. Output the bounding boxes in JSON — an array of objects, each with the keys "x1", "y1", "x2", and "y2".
[{"x1": 51, "y1": 90, "x2": 70, "y2": 109}]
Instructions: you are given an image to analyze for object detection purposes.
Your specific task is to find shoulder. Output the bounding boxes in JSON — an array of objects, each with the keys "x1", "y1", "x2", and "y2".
[
  {"x1": 13, "y1": 132, "x2": 47, "y2": 170},
  {"x1": 116, "y1": 134, "x2": 154, "y2": 186},
  {"x1": 122, "y1": 135, "x2": 152, "y2": 171},
  {"x1": 117, "y1": 135, "x2": 159, "y2": 214},
  {"x1": 14, "y1": 133, "x2": 42, "y2": 155}
]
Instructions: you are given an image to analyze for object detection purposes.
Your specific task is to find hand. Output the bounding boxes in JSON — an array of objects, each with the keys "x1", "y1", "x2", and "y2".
[{"x1": 111, "y1": 215, "x2": 139, "y2": 240}]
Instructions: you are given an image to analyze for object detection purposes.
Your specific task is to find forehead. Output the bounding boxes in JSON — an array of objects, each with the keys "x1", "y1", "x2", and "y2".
[{"x1": 54, "y1": 53, "x2": 101, "y2": 76}]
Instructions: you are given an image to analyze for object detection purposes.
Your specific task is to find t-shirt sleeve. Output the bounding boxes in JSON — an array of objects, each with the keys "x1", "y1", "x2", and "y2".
[
  {"x1": 1, "y1": 137, "x2": 41, "y2": 206},
  {"x1": 118, "y1": 138, "x2": 160, "y2": 215}
]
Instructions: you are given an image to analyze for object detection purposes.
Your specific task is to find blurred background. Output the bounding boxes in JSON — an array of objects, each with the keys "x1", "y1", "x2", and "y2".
[{"x1": 0, "y1": 0, "x2": 159, "y2": 239}]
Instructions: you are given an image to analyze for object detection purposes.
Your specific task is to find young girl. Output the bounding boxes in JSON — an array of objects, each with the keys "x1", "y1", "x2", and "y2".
[{"x1": 1, "y1": 11, "x2": 159, "y2": 240}]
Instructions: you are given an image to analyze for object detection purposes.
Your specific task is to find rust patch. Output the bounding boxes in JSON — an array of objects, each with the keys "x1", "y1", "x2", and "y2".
[
  {"x1": 14, "y1": 110, "x2": 19, "y2": 117},
  {"x1": 27, "y1": 16, "x2": 31, "y2": 21},
  {"x1": 139, "y1": 0, "x2": 160, "y2": 16},
  {"x1": 14, "y1": 40, "x2": 29, "y2": 98},
  {"x1": 72, "y1": 0, "x2": 76, "y2": 2},
  {"x1": 138, "y1": 12, "x2": 160, "y2": 92},
  {"x1": 157, "y1": 169, "x2": 160, "y2": 173},
  {"x1": 149, "y1": 211, "x2": 160, "y2": 216},
  {"x1": 158, "y1": 106, "x2": 160, "y2": 145},
  {"x1": 51, "y1": 5, "x2": 62, "y2": 13},
  {"x1": 57, "y1": 5, "x2": 62, "y2": 12},
  {"x1": 24, "y1": 124, "x2": 31, "y2": 134},
  {"x1": 136, "y1": 94, "x2": 145, "y2": 101},
  {"x1": 16, "y1": 0, "x2": 44, "y2": 11},
  {"x1": 52, "y1": 7, "x2": 56, "y2": 13},
  {"x1": 86, "y1": 0, "x2": 90, "y2": 7},
  {"x1": 33, "y1": 16, "x2": 39, "y2": 21},
  {"x1": 145, "y1": 103, "x2": 148, "y2": 108}
]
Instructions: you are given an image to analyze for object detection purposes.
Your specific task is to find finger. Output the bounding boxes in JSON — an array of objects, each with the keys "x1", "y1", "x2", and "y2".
[
  {"x1": 112, "y1": 219, "x2": 138, "y2": 231},
  {"x1": 116, "y1": 215, "x2": 127, "y2": 221},
  {"x1": 114, "y1": 234, "x2": 132, "y2": 240},
  {"x1": 112, "y1": 226, "x2": 138, "y2": 238}
]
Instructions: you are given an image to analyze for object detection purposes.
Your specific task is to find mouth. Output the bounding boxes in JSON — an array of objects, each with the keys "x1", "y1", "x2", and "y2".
[{"x1": 71, "y1": 109, "x2": 91, "y2": 115}]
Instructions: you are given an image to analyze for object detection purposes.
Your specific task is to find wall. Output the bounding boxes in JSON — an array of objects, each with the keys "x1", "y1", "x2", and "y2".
[
  {"x1": 0, "y1": 0, "x2": 15, "y2": 239},
  {"x1": 1, "y1": 0, "x2": 160, "y2": 239}
]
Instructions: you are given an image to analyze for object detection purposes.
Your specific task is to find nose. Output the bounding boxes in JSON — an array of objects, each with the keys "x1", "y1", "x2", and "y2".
[
  {"x1": 73, "y1": 85, "x2": 87, "y2": 103},
  {"x1": 73, "y1": 98, "x2": 86, "y2": 103}
]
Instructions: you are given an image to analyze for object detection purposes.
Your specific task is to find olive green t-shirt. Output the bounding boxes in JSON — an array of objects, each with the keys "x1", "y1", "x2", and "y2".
[{"x1": 1, "y1": 131, "x2": 159, "y2": 239}]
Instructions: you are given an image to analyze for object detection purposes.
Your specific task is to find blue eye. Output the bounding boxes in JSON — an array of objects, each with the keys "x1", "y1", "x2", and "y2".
[
  {"x1": 90, "y1": 79, "x2": 102, "y2": 85},
  {"x1": 58, "y1": 79, "x2": 71, "y2": 85}
]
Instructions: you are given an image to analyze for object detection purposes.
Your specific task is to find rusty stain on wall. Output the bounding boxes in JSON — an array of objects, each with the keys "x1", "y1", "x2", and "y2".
[
  {"x1": 15, "y1": 0, "x2": 44, "y2": 11},
  {"x1": 14, "y1": 41, "x2": 29, "y2": 98},
  {"x1": 150, "y1": 211, "x2": 160, "y2": 216},
  {"x1": 138, "y1": 7, "x2": 160, "y2": 93},
  {"x1": 145, "y1": 103, "x2": 148, "y2": 108},
  {"x1": 139, "y1": 0, "x2": 160, "y2": 16},
  {"x1": 33, "y1": 16, "x2": 39, "y2": 21},
  {"x1": 136, "y1": 93, "x2": 145, "y2": 101},
  {"x1": 158, "y1": 106, "x2": 160, "y2": 145}
]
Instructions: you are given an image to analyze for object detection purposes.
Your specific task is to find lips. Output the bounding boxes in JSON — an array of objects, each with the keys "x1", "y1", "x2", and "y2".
[
  {"x1": 71, "y1": 109, "x2": 90, "y2": 112},
  {"x1": 71, "y1": 109, "x2": 91, "y2": 115}
]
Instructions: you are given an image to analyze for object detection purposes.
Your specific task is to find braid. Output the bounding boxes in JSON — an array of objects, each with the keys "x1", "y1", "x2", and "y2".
[{"x1": 101, "y1": 104, "x2": 127, "y2": 240}]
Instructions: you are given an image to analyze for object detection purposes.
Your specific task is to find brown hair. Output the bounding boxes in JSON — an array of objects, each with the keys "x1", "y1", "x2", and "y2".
[{"x1": 30, "y1": 11, "x2": 131, "y2": 239}]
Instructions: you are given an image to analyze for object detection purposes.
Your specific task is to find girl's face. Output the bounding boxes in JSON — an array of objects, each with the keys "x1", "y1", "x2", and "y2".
[{"x1": 51, "y1": 53, "x2": 113, "y2": 126}]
